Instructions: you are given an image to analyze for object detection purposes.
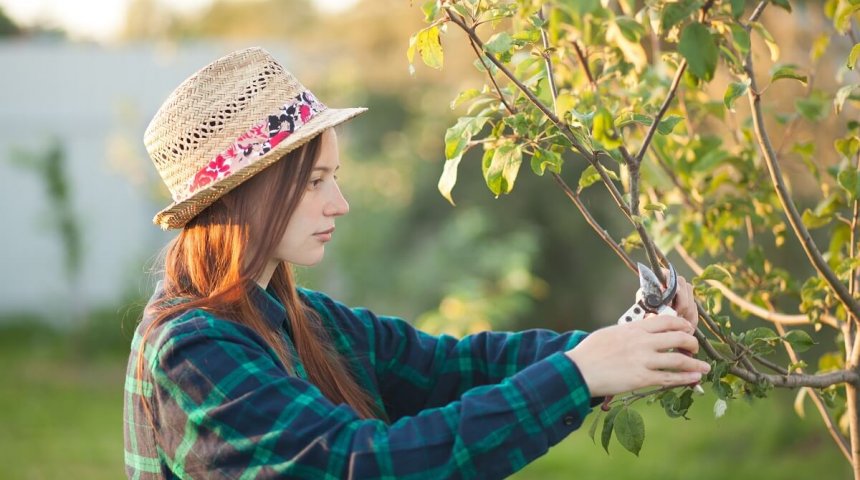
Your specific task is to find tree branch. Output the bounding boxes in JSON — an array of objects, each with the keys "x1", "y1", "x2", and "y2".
[
  {"x1": 636, "y1": 60, "x2": 687, "y2": 163},
  {"x1": 676, "y1": 243, "x2": 840, "y2": 329},
  {"x1": 695, "y1": 328, "x2": 858, "y2": 388},
  {"x1": 743, "y1": 22, "x2": 860, "y2": 326}
]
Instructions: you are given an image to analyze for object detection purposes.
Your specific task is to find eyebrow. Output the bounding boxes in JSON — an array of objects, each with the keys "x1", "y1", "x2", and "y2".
[{"x1": 312, "y1": 165, "x2": 340, "y2": 173}]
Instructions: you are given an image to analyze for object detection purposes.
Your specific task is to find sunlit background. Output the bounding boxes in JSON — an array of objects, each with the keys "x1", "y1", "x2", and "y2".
[{"x1": 0, "y1": 0, "x2": 851, "y2": 478}]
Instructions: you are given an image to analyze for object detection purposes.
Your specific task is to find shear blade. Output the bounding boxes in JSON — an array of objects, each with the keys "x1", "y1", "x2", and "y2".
[{"x1": 637, "y1": 262, "x2": 678, "y2": 306}]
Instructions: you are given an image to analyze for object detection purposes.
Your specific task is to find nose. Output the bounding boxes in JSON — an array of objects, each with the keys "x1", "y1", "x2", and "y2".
[{"x1": 324, "y1": 182, "x2": 349, "y2": 217}]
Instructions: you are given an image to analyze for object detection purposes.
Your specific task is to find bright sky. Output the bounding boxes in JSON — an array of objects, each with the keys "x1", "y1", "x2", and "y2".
[{"x1": 0, "y1": 0, "x2": 360, "y2": 42}]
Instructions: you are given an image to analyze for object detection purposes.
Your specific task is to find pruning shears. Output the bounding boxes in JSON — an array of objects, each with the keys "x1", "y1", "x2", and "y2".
[
  {"x1": 617, "y1": 262, "x2": 679, "y2": 325},
  {"x1": 617, "y1": 262, "x2": 705, "y2": 395}
]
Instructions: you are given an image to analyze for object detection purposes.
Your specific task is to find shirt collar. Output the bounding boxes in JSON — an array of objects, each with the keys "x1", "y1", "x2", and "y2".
[
  {"x1": 150, "y1": 279, "x2": 289, "y2": 332},
  {"x1": 248, "y1": 281, "x2": 289, "y2": 331}
]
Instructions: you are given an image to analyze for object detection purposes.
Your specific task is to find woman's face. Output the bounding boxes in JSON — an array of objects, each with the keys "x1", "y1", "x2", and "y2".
[{"x1": 273, "y1": 128, "x2": 349, "y2": 266}]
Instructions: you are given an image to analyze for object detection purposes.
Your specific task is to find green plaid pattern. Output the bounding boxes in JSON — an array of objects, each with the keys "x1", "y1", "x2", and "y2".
[{"x1": 123, "y1": 283, "x2": 594, "y2": 479}]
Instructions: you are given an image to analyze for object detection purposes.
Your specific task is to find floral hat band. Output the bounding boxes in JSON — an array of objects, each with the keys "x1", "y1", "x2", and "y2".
[
  {"x1": 144, "y1": 47, "x2": 367, "y2": 230},
  {"x1": 180, "y1": 90, "x2": 327, "y2": 203}
]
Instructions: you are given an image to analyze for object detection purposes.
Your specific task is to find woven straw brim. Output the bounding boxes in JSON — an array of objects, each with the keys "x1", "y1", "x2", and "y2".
[{"x1": 153, "y1": 106, "x2": 366, "y2": 230}]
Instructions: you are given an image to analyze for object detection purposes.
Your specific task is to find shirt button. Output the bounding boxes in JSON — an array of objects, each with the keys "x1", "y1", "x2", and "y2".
[{"x1": 563, "y1": 415, "x2": 576, "y2": 426}]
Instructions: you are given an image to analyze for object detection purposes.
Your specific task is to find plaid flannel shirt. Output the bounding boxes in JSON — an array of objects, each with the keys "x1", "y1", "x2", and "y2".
[{"x1": 123, "y1": 283, "x2": 594, "y2": 479}]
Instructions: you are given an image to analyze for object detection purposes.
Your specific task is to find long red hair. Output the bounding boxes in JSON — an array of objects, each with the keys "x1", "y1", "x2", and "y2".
[{"x1": 136, "y1": 133, "x2": 382, "y2": 423}]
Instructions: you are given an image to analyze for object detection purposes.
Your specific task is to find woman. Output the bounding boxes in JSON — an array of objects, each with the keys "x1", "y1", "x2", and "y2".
[{"x1": 124, "y1": 47, "x2": 709, "y2": 479}]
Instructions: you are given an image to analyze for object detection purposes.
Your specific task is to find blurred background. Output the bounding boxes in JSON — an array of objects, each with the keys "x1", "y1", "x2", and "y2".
[{"x1": 0, "y1": 0, "x2": 850, "y2": 478}]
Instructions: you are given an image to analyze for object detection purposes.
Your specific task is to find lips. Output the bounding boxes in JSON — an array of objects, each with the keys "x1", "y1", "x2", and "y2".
[{"x1": 315, "y1": 227, "x2": 335, "y2": 235}]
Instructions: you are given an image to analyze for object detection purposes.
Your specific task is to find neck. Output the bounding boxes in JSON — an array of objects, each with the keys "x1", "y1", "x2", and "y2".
[{"x1": 256, "y1": 260, "x2": 278, "y2": 289}]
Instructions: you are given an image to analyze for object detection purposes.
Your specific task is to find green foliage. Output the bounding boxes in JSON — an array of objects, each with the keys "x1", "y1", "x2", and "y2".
[{"x1": 412, "y1": 0, "x2": 860, "y2": 466}]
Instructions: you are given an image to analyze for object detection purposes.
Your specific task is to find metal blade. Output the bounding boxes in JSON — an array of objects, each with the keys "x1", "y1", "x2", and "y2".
[{"x1": 637, "y1": 262, "x2": 678, "y2": 310}]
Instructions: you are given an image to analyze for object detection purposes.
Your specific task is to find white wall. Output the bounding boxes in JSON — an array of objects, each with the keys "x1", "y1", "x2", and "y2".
[{"x1": 0, "y1": 40, "x2": 292, "y2": 321}]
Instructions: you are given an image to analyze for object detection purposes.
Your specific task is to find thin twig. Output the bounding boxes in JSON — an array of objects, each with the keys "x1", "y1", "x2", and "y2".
[
  {"x1": 773, "y1": 318, "x2": 852, "y2": 461},
  {"x1": 571, "y1": 41, "x2": 596, "y2": 89},
  {"x1": 636, "y1": 60, "x2": 687, "y2": 163},
  {"x1": 552, "y1": 174, "x2": 637, "y2": 274},
  {"x1": 466, "y1": 36, "x2": 515, "y2": 115}
]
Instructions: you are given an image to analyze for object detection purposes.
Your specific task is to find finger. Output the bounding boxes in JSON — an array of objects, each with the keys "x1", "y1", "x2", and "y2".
[
  {"x1": 672, "y1": 277, "x2": 698, "y2": 326},
  {"x1": 685, "y1": 283, "x2": 699, "y2": 327},
  {"x1": 646, "y1": 352, "x2": 710, "y2": 373},
  {"x1": 651, "y1": 331, "x2": 700, "y2": 353},
  {"x1": 638, "y1": 314, "x2": 694, "y2": 334},
  {"x1": 651, "y1": 370, "x2": 705, "y2": 388}
]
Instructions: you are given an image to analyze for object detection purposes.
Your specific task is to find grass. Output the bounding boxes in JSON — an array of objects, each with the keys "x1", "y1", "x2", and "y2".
[{"x1": 0, "y1": 322, "x2": 852, "y2": 479}]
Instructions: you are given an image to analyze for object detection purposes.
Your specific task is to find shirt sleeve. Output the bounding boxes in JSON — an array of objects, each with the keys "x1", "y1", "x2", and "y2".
[
  {"x1": 302, "y1": 289, "x2": 590, "y2": 419},
  {"x1": 149, "y1": 312, "x2": 593, "y2": 480}
]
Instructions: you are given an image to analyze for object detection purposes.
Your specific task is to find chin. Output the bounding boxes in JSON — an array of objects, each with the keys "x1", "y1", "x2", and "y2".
[{"x1": 292, "y1": 249, "x2": 326, "y2": 267}]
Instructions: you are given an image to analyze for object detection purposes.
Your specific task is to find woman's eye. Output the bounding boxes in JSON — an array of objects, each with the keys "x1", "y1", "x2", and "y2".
[{"x1": 310, "y1": 178, "x2": 323, "y2": 189}]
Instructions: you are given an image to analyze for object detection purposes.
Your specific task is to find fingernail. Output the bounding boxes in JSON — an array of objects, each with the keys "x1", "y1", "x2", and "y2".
[{"x1": 689, "y1": 372, "x2": 702, "y2": 382}]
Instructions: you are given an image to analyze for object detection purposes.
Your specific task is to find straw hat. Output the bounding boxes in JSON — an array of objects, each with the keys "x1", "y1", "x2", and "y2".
[{"x1": 145, "y1": 46, "x2": 367, "y2": 230}]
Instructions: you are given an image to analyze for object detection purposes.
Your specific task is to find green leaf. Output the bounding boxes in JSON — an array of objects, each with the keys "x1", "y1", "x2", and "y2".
[
  {"x1": 730, "y1": 24, "x2": 751, "y2": 56},
  {"x1": 531, "y1": 148, "x2": 563, "y2": 176},
  {"x1": 484, "y1": 143, "x2": 523, "y2": 196},
  {"x1": 578, "y1": 165, "x2": 601, "y2": 190},
  {"x1": 784, "y1": 330, "x2": 816, "y2": 353},
  {"x1": 801, "y1": 208, "x2": 833, "y2": 230},
  {"x1": 644, "y1": 202, "x2": 667, "y2": 212},
  {"x1": 788, "y1": 360, "x2": 808, "y2": 373},
  {"x1": 601, "y1": 405, "x2": 622, "y2": 453},
  {"x1": 451, "y1": 89, "x2": 481, "y2": 110},
  {"x1": 661, "y1": 0, "x2": 701, "y2": 32},
  {"x1": 835, "y1": 85, "x2": 860, "y2": 115},
  {"x1": 588, "y1": 410, "x2": 602, "y2": 442},
  {"x1": 578, "y1": 164, "x2": 618, "y2": 191},
  {"x1": 770, "y1": 64, "x2": 807, "y2": 85},
  {"x1": 485, "y1": 32, "x2": 514, "y2": 55},
  {"x1": 850, "y1": 44, "x2": 860, "y2": 70},
  {"x1": 743, "y1": 327, "x2": 779, "y2": 355},
  {"x1": 698, "y1": 264, "x2": 733, "y2": 284},
  {"x1": 614, "y1": 111, "x2": 653, "y2": 129},
  {"x1": 421, "y1": 0, "x2": 439, "y2": 22},
  {"x1": 444, "y1": 117, "x2": 488, "y2": 161},
  {"x1": 679, "y1": 23, "x2": 719, "y2": 82},
  {"x1": 438, "y1": 117, "x2": 489, "y2": 205},
  {"x1": 795, "y1": 93, "x2": 829, "y2": 122},
  {"x1": 731, "y1": 0, "x2": 745, "y2": 18},
  {"x1": 657, "y1": 115, "x2": 684, "y2": 135},
  {"x1": 770, "y1": 0, "x2": 791, "y2": 13},
  {"x1": 837, "y1": 164, "x2": 860, "y2": 200},
  {"x1": 616, "y1": 17, "x2": 646, "y2": 42},
  {"x1": 614, "y1": 408, "x2": 645, "y2": 456},
  {"x1": 593, "y1": 107, "x2": 622, "y2": 150},
  {"x1": 724, "y1": 80, "x2": 750, "y2": 112},
  {"x1": 751, "y1": 22, "x2": 780, "y2": 62}
]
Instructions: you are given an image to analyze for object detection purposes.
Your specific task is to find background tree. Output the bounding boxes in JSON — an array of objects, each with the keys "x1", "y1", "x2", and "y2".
[{"x1": 411, "y1": 0, "x2": 860, "y2": 475}]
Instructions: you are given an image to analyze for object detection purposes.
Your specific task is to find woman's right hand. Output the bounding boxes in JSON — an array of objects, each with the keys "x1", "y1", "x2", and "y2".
[{"x1": 565, "y1": 315, "x2": 711, "y2": 397}]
